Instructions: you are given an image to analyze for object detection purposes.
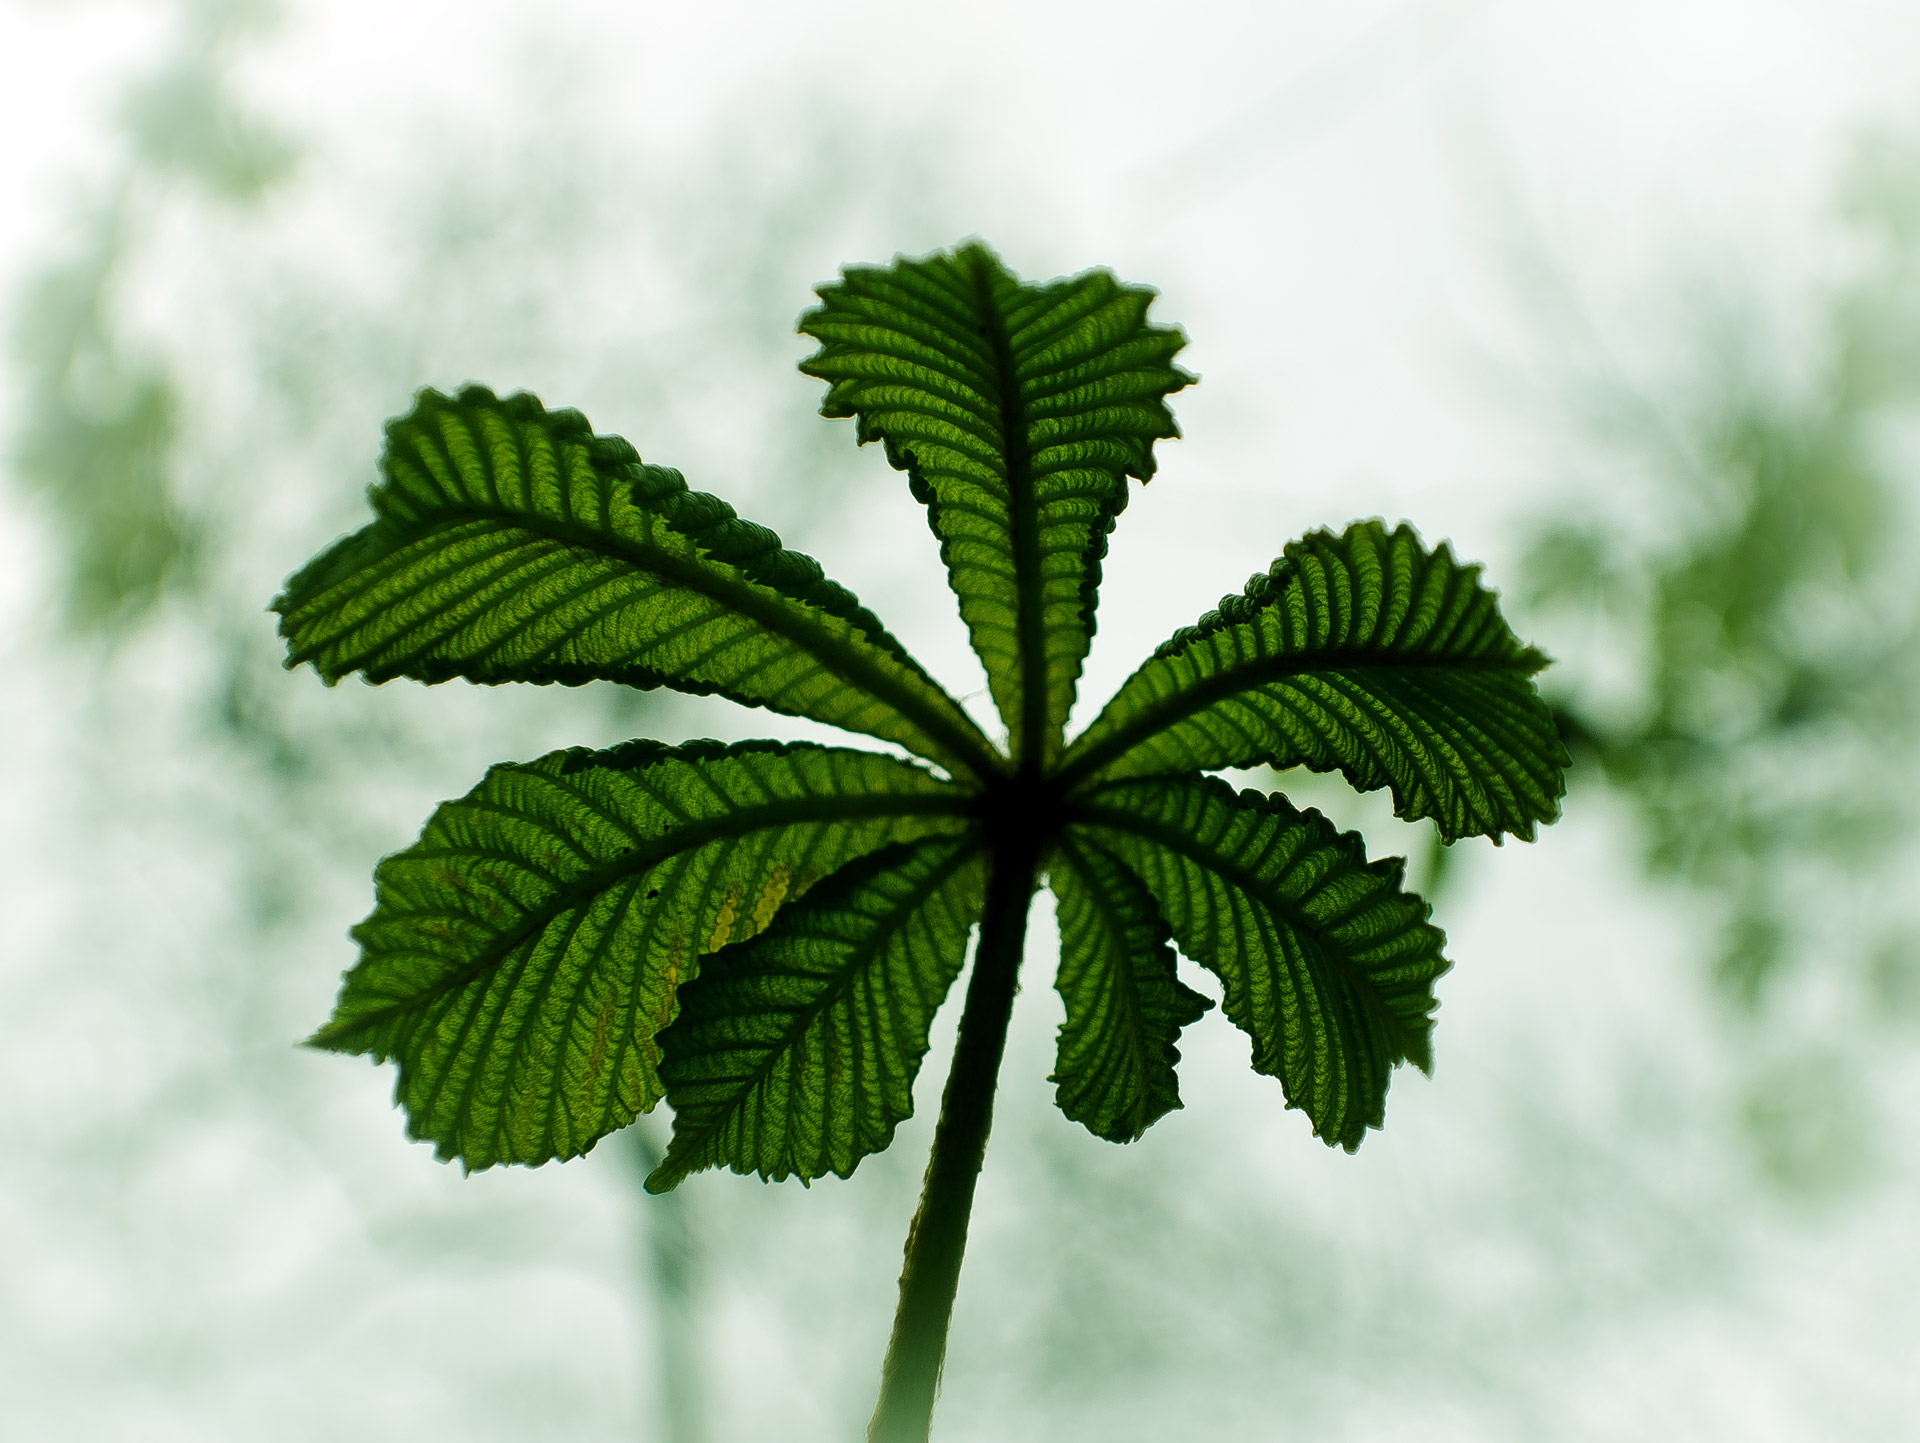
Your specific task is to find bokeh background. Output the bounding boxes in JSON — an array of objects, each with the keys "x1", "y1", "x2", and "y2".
[{"x1": 4, "y1": 2, "x2": 1919, "y2": 1439}]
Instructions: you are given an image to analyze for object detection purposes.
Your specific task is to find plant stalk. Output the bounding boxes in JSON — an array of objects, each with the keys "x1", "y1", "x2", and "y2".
[
  {"x1": 867, "y1": 830, "x2": 1040, "y2": 1443},
  {"x1": 624, "y1": 1122, "x2": 706, "y2": 1443}
]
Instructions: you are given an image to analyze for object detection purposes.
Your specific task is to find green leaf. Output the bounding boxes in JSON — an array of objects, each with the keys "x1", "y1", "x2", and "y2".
[
  {"x1": 275, "y1": 386, "x2": 998, "y2": 781},
  {"x1": 309, "y1": 739, "x2": 971, "y2": 1171},
  {"x1": 1048, "y1": 836, "x2": 1213, "y2": 1143},
  {"x1": 1070, "y1": 775, "x2": 1448, "y2": 1151},
  {"x1": 647, "y1": 836, "x2": 987, "y2": 1190},
  {"x1": 1061, "y1": 520, "x2": 1567, "y2": 842},
  {"x1": 799, "y1": 242, "x2": 1191, "y2": 770}
]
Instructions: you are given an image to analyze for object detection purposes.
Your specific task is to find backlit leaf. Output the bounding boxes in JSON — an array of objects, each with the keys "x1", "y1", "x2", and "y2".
[
  {"x1": 1062, "y1": 520, "x2": 1566, "y2": 841},
  {"x1": 309, "y1": 740, "x2": 970, "y2": 1170},
  {"x1": 1071, "y1": 775, "x2": 1448, "y2": 1150},
  {"x1": 1049, "y1": 836, "x2": 1212, "y2": 1143},
  {"x1": 276, "y1": 386, "x2": 998, "y2": 780},
  {"x1": 799, "y1": 242, "x2": 1191, "y2": 769},
  {"x1": 648, "y1": 836, "x2": 986, "y2": 1190}
]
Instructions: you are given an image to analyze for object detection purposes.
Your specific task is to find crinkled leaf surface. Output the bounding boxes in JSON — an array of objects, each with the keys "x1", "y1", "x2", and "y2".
[
  {"x1": 276, "y1": 386, "x2": 997, "y2": 780},
  {"x1": 648, "y1": 836, "x2": 986, "y2": 1190},
  {"x1": 286, "y1": 249, "x2": 1566, "y2": 1212},
  {"x1": 309, "y1": 740, "x2": 970, "y2": 1170},
  {"x1": 1063, "y1": 520, "x2": 1567, "y2": 841},
  {"x1": 1049, "y1": 836, "x2": 1212, "y2": 1143},
  {"x1": 799, "y1": 242, "x2": 1191, "y2": 769},
  {"x1": 1071, "y1": 775, "x2": 1448, "y2": 1150}
]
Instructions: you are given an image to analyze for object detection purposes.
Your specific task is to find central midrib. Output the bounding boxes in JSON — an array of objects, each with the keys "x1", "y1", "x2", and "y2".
[
  {"x1": 1059, "y1": 838, "x2": 1155, "y2": 1138},
  {"x1": 376, "y1": 502, "x2": 1001, "y2": 781},
  {"x1": 966, "y1": 253, "x2": 1049, "y2": 773}
]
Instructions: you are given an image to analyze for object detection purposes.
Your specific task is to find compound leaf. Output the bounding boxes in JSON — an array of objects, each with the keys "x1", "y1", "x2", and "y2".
[
  {"x1": 799, "y1": 242, "x2": 1191, "y2": 770},
  {"x1": 1071, "y1": 775, "x2": 1448, "y2": 1151},
  {"x1": 1062, "y1": 520, "x2": 1566, "y2": 841},
  {"x1": 276, "y1": 386, "x2": 997, "y2": 781},
  {"x1": 647, "y1": 836, "x2": 987, "y2": 1190},
  {"x1": 1049, "y1": 836, "x2": 1213, "y2": 1143},
  {"x1": 309, "y1": 739, "x2": 970, "y2": 1171}
]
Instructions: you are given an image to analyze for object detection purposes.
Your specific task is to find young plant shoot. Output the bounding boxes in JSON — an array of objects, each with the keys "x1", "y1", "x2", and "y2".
[{"x1": 278, "y1": 242, "x2": 1567, "y2": 1442}]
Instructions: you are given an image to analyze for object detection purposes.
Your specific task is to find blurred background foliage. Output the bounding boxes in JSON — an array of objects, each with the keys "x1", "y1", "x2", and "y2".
[
  {"x1": 12, "y1": 0, "x2": 291, "y2": 629},
  {"x1": 3, "y1": 1, "x2": 1917, "y2": 1439},
  {"x1": 1509, "y1": 127, "x2": 1920, "y2": 1196}
]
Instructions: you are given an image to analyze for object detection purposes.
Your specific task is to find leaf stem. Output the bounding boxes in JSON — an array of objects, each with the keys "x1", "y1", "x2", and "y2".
[{"x1": 867, "y1": 828, "x2": 1040, "y2": 1443}]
